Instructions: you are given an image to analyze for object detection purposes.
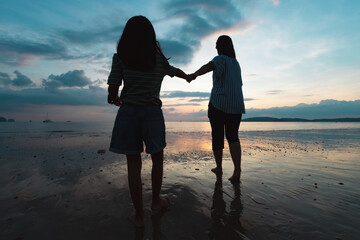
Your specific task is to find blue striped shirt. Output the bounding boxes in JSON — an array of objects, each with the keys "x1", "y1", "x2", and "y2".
[{"x1": 210, "y1": 55, "x2": 245, "y2": 114}]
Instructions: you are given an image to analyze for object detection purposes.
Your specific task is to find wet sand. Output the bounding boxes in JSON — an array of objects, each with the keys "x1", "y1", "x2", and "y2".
[{"x1": 1, "y1": 129, "x2": 360, "y2": 240}]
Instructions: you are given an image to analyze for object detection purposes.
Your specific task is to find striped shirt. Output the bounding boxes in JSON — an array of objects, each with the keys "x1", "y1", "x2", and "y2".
[
  {"x1": 107, "y1": 53, "x2": 177, "y2": 106},
  {"x1": 210, "y1": 55, "x2": 246, "y2": 114}
]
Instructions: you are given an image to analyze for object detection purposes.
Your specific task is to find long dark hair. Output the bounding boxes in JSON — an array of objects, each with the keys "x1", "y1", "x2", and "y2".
[
  {"x1": 216, "y1": 35, "x2": 236, "y2": 59},
  {"x1": 117, "y1": 16, "x2": 168, "y2": 71}
]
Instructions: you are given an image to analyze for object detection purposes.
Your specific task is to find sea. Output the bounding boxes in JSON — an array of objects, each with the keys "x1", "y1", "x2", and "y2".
[{"x1": 0, "y1": 121, "x2": 360, "y2": 136}]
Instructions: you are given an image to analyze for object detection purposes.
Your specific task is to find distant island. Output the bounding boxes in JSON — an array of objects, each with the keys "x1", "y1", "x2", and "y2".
[
  {"x1": 0, "y1": 117, "x2": 15, "y2": 122},
  {"x1": 242, "y1": 117, "x2": 360, "y2": 122}
]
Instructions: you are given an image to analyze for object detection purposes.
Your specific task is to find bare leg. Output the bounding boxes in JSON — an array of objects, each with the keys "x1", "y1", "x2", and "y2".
[
  {"x1": 127, "y1": 154, "x2": 145, "y2": 227},
  {"x1": 151, "y1": 150, "x2": 170, "y2": 211},
  {"x1": 211, "y1": 149, "x2": 223, "y2": 175},
  {"x1": 228, "y1": 141, "x2": 241, "y2": 182}
]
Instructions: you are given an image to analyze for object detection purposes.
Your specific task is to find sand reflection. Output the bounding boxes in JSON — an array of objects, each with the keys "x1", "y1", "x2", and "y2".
[
  {"x1": 166, "y1": 132, "x2": 212, "y2": 153},
  {"x1": 210, "y1": 176, "x2": 247, "y2": 239}
]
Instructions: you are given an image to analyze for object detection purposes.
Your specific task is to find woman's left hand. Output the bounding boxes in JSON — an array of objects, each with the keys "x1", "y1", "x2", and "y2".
[
  {"x1": 108, "y1": 95, "x2": 122, "y2": 106},
  {"x1": 114, "y1": 96, "x2": 122, "y2": 106}
]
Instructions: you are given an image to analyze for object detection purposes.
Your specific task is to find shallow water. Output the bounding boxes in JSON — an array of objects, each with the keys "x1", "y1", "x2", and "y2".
[
  {"x1": 1, "y1": 121, "x2": 360, "y2": 136},
  {"x1": 0, "y1": 130, "x2": 359, "y2": 239}
]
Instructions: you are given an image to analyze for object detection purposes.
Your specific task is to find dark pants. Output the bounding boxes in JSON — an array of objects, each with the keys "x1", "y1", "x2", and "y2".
[{"x1": 208, "y1": 102, "x2": 242, "y2": 151}]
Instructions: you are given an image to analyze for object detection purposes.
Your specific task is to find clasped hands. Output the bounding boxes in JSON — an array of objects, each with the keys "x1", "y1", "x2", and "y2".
[{"x1": 185, "y1": 73, "x2": 197, "y2": 83}]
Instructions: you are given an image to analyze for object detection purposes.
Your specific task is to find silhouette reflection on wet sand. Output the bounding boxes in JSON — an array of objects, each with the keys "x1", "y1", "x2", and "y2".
[
  {"x1": 209, "y1": 175, "x2": 248, "y2": 240},
  {"x1": 133, "y1": 175, "x2": 248, "y2": 240},
  {"x1": 134, "y1": 208, "x2": 167, "y2": 240}
]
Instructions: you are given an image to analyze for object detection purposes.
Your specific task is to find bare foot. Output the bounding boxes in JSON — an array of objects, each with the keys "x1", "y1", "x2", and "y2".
[
  {"x1": 228, "y1": 175, "x2": 240, "y2": 182},
  {"x1": 211, "y1": 167, "x2": 223, "y2": 175},
  {"x1": 228, "y1": 169, "x2": 241, "y2": 182},
  {"x1": 151, "y1": 197, "x2": 170, "y2": 212},
  {"x1": 128, "y1": 210, "x2": 145, "y2": 227}
]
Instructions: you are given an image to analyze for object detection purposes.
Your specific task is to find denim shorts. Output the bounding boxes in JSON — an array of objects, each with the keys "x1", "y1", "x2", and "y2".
[
  {"x1": 208, "y1": 102, "x2": 242, "y2": 151},
  {"x1": 109, "y1": 104, "x2": 166, "y2": 154}
]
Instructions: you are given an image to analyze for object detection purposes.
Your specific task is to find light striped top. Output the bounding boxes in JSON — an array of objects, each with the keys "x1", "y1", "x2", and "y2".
[
  {"x1": 210, "y1": 55, "x2": 245, "y2": 114},
  {"x1": 107, "y1": 53, "x2": 177, "y2": 106}
]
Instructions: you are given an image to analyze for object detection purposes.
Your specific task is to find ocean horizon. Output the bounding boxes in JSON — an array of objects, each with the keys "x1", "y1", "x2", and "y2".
[{"x1": 1, "y1": 121, "x2": 360, "y2": 137}]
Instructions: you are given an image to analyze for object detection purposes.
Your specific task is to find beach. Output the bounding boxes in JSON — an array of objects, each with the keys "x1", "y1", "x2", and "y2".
[{"x1": 1, "y1": 128, "x2": 360, "y2": 240}]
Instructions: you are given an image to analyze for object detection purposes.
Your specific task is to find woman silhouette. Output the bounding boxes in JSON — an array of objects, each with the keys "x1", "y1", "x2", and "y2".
[
  {"x1": 107, "y1": 16, "x2": 190, "y2": 227},
  {"x1": 189, "y1": 35, "x2": 245, "y2": 182}
]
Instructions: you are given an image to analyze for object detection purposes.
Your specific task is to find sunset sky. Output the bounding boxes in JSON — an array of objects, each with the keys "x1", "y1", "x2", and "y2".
[{"x1": 0, "y1": 0, "x2": 359, "y2": 122}]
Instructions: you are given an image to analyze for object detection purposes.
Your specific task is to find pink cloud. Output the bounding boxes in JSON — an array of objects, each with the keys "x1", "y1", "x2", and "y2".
[
  {"x1": 269, "y1": 0, "x2": 280, "y2": 6},
  {"x1": 0, "y1": 51, "x2": 39, "y2": 66}
]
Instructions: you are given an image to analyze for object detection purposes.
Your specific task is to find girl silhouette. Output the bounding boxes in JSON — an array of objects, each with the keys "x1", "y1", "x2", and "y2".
[{"x1": 107, "y1": 15, "x2": 190, "y2": 227}]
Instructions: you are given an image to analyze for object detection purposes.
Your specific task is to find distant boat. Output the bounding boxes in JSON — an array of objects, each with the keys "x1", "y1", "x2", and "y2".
[{"x1": 43, "y1": 113, "x2": 53, "y2": 123}]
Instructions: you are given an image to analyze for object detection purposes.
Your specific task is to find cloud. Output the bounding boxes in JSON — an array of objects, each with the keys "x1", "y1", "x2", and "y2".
[
  {"x1": 60, "y1": 24, "x2": 124, "y2": 45},
  {"x1": 163, "y1": 103, "x2": 201, "y2": 107},
  {"x1": 0, "y1": 70, "x2": 35, "y2": 88},
  {"x1": 0, "y1": 35, "x2": 67, "y2": 57},
  {"x1": 269, "y1": 0, "x2": 280, "y2": 6},
  {"x1": 0, "y1": 0, "x2": 247, "y2": 66},
  {"x1": 0, "y1": 68, "x2": 106, "y2": 113},
  {"x1": 0, "y1": 86, "x2": 107, "y2": 112},
  {"x1": 159, "y1": 0, "x2": 246, "y2": 63},
  {"x1": 42, "y1": 70, "x2": 92, "y2": 91},
  {"x1": 184, "y1": 109, "x2": 207, "y2": 117},
  {"x1": 12, "y1": 70, "x2": 35, "y2": 87},
  {"x1": 162, "y1": 107, "x2": 208, "y2": 122},
  {"x1": 163, "y1": 99, "x2": 360, "y2": 120},
  {"x1": 0, "y1": 72, "x2": 11, "y2": 86},
  {"x1": 161, "y1": 91, "x2": 210, "y2": 98},
  {"x1": 166, "y1": 107, "x2": 176, "y2": 112},
  {"x1": 57, "y1": 0, "x2": 248, "y2": 64},
  {"x1": 0, "y1": 35, "x2": 68, "y2": 66},
  {"x1": 159, "y1": 40, "x2": 194, "y2": 64},
  {"x1": 164, "y1": 0, "x2": 241, "y2": 31},
  {"x1": 266, "y1": 90, "x2": 283, "y2": 95},
  {"x1": 0, "y1": 33, "x2": 106, "y2": 66},
  {"x1": 161, "y1": 91, "x2": 255, "y2": 102},
  {"x1": 188, "y1": 98, "x2": 208, "y2": 102},
  {"x1": 245, "y1": 99, "x2": 360, "y2": 119}
]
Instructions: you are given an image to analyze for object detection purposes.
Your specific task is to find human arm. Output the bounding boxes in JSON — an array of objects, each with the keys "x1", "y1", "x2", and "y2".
[
  {"x1": 193, "y1": 61, "x2": 215, "y2": 78},
  {"x1": 187, "y1": 61, "x2": 215, "y2": 82},
  {"x1": 107, "y1": 54, "x2": 123, "y2": 106},
  {"x1": 174, "y1": 68, "x2": 188, "y2": 79},
  {"x1": 107, "y1": 84, "x2": 122, "y2": 106},
  {"x1": 174, "y1": 68, "x2": 195, "y2": 83}
]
